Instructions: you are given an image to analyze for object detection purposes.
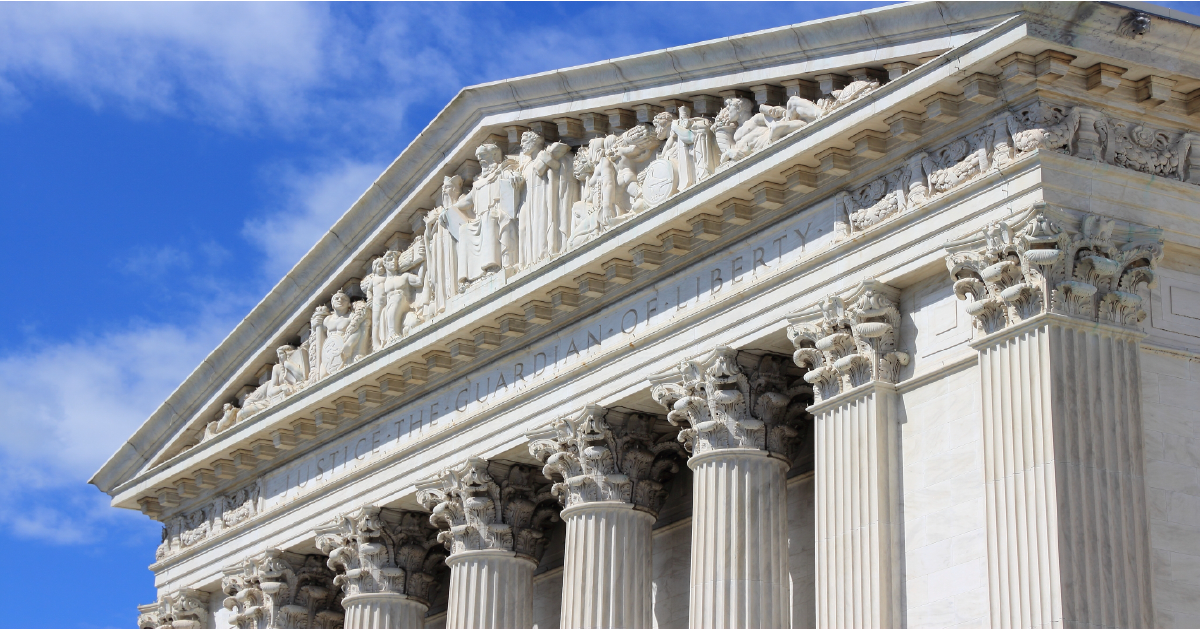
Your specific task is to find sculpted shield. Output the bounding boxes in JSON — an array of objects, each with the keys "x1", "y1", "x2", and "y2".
[{"x1": 642, "y1": 158, "x2": 677, "y2": 206}]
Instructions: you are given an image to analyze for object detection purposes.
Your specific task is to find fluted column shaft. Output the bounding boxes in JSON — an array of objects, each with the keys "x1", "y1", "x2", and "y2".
[
  {"x1": 342, "y1": 593, "x2": 428, "y2": 629},
  {"x1": 560, "y1": 502, "x2": 655, "y2": 629},
  {"x1": 976, "y1": 316, "x2": 1153, "y2": 629},
  {"x1": 445, "y1": 550, "x2": 535, "y2": 629},
  {"x1": 688, "y1": 449, "x2": 790, "y2": 629},
  {"x1": 810, "y1": 382, "x2": 902, "y2": 629}
]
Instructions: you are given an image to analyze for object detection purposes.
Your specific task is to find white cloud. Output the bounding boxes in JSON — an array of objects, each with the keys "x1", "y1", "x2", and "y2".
[{"x1": 243, "y1": 159, "x2": 387, "y2": 283}]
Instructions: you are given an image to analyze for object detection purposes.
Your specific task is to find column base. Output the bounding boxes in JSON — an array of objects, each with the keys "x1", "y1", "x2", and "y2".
[{"x1": 342, "y1": 592, "x2": 428, "y2": 629}]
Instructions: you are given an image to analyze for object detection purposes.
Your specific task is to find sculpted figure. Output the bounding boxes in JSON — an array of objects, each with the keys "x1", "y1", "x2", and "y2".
[
  {"x1": 240, "y1": 345, "x2": 308, "y2": 417},
  {"x1": 445, "y1": 144, "x2": 522, "y2": 286},
  {"x1": 817, "y1": 79, "x2": 879, "y2": 115},
  {"x1": 612, "y1": 124, "x2": 661, "y2": 214},
  {"x1": 714, "y1": 97, "x2": 755, "y2": 165},
  {"x1": 516, "y1": 131, "x2": 576, "y2": 266},
  {"x1": 361, "y1": 257, "x2": 387, "y2": 352},
  {"x1": 380, "y1": 241, "x2": 426, "y2": 343},
  {"x1": 309, "y1": 290, "x2": 370, "y2": 380},
  {"x1": 716, "y1": 96, "x2": 820, "y2": 165},
  {"x1": 424, "y1": 175, "x2": 462, "y2": 318},
  {"x1": 201, "y1": 402, "x2": 240, "y2": 442}
]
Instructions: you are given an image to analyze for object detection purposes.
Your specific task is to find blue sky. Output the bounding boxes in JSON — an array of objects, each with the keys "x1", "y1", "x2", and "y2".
[{"x1": 1, "y1": 2, "x2": 1195, "y2": 628}]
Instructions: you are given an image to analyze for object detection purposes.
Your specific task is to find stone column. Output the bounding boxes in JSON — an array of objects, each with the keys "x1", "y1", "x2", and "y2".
[
  {"x1": 221, "y1": 549, "x2": 345, "y2": 629},
  {"x1": 650, "y1": 348, "x2": 807, "y2": 629},
  {"x1": 788, "y1": 280, "x2": 908, "y2": 629},
  {"x1": 527, "y1": 406, "x2": 685, "y2": 629},
  {"x1": 137, "y1": 589, "x2": 209, "y2": 629},
  {"x1": 946, "y1": 206, "x2": 1163, "y2": 629},
  {"x1": 417, "y1": 457, "x2": 560, "y2": 629},
  {"x1": 314, "y1": 506, "x2": 446, "y2": 629}
]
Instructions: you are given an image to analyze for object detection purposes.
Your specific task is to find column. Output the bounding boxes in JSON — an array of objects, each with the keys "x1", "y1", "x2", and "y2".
[
  {"x1": 416, "y1": 457, "x2": 561, "y2": 629},
  {"x1": 649, "y1": 348, "x2": 808, "y2": 629},
  {"x1": 946, "y1": 206, "x2": 1162, "y2": 629},
  {"x1": 314, "y1": 506, "x2": 446, "y2": 629},
  {"x1": 221, "y1": 549, "x2": 345, "y2": 629},
  {"x1": 787, "y1": 280, "x2": 908, "y2": 629},
  {"x1": 527, "y1": 406, "x2": 685, "y2": 629},
  {"x1": 137, "y1": 589, "x2": 209, "y2": 629}
]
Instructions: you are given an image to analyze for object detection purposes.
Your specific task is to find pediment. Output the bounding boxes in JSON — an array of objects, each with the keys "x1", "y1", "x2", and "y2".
[{"x1": 92, "y1": 1, "x2": 1200, "y2": 526}]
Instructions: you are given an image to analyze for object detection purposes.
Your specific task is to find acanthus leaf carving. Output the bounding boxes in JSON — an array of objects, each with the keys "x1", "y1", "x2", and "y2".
[
  {"x1": 787, "y1": 280, "x2": 909, "y2": 404},
  {"x1": 526, "y1": 405, "x2": 685, "y2": 514},
  {"x1": 415, "y1": 457, "x2": 560, "y2": 562},
  {"x1": 313, "y1": 505, "x2": 446, "y2": 604},
  {"x1": 945, "y1": 204, "x2": 1164, "y2": 334},
  {"x1": 137, "y1": 589, "x2": 210, "y2": 629},
  {"x1": 221, "y1": 549, "x2": 344, "y2": 629},
  {"x1": 649, "y1": 347, "x2": 809, "y2": 465}
]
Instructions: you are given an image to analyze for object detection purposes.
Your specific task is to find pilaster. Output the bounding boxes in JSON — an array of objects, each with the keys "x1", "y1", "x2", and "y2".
[
  {"x1": 314, "y1": 506, "x2": 447, "y2": 629},
  {"x1": 787, "y1": 280, "x2": 907, "y2": 629},
  {"x1": 945, "y1": 205, "x2": 1164, "y2": 629},
  {"x1": 416, "y1": 457, "x2": 560, "y2": 629},
  {"x1": 527, "y1": 406, "x2": 684, "y2": 629},
  {"x1": 650, "y1": 348, "x2": 807, "y2": 629}
]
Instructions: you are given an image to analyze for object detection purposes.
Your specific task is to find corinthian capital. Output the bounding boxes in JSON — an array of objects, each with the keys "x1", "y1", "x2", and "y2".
[
  {"x1": 137, "y1": 589, "x2": 209, "y2": 629},
  {"x1": 415, "y1": 457, "x2": 561, "y2": 562},
  {"x1": 314, "y1": 506, "x2": 446, "y2": 604},
  {"x1": 221, "y1": 549, "x2": 344, "y2": 629},
  {"x1": 526, "y1": 406, "x2": 685, "y2": 515},
  {"x1": 945, "y1": 204, "x2": 1164, "y2": 334},
  {"x1": 787, "y1": 280, "x2": 909, "y2": 403},
  {"x1": 649, "y1": 347, "x2": 807, "y2": 464}
]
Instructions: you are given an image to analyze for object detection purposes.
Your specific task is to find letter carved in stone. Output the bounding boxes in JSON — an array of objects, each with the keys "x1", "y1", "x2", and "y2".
[
  {"x1": 526, "y1": 406, "x2": 685, "y2": 514},
  {"x1": 649, "y1": 347, "x2": 809, "y2": 465},
  {"x1": 137, "y1": 589, "x2": 210, "y2": 629},
  {"x1": 945, "y1": 205, "x2": 1164, "y2": 335},
  {"x1": 221, "y1": 549, "x2": 344, "y2": 629},
  {"x1": 787, "y1": 280, "x2": 909, "y2": 404},
  {"x1": 314, "y1": 506, "x2": 446, "y2": 604},
  {"x1": 415, "y1": 457, "x2": 560, "y2": 562}
]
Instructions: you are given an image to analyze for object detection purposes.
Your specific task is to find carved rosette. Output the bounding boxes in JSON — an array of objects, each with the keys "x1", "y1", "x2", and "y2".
[
  {"x1": 221, "y1": 549, "x2": 345, "y2": 629},
  {"x1": 787, "y1": 280, "x2": 909, "y2": 404},
  {"x1": 526, "y1": 406, "x2": 685, "y2": 515},
  {"x1": 313, "y1": 506, "x2": 446, "y2": 604},
  {"x1": 415, "y1": 457, "x2": 561, "y2": 562},
  {"x1": 137, "y1": 589, "x2": 210, "y2": 629},
  {"x1": 945, "y1": 205, "x2": 1163, "y2": 335},
  {"x1": 649, "y1": 347, "x2": 808, "y2": 465}
]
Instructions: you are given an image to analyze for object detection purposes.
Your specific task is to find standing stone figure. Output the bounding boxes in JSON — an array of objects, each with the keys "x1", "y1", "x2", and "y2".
[
  {"x1": 516, "y1": 132, "x2": 575, "y2": 267},
  {"x1": 424, "y1": 175, "x2": 463, "y2": 318},
  {"x1": 308, "y1": 290, "x2": 370, "y2": 380},
  {"x1": 446, "y1": 144, "x2": 522, "y2": 286}
]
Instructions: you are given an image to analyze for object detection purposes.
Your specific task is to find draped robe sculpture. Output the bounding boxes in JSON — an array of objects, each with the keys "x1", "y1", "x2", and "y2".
[
  {"x1": 516, "y1": 131, "x2": 575, "y2": 267},
  {"x1": 444, "y1": 144, "x2": 522, "y2": 286},
  {"x1": 423, "y1": 176, "x2": 462, "y2": 318}
]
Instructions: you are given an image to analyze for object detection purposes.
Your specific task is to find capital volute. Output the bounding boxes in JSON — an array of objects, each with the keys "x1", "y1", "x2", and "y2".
[
  {"x1": 137, "y1": 589, "x2": 209, "y2": 629},
  {"x1": 416, "y1": 457, "x2": 560, "y2": 562},
  {"x1": 526, "y1": 406, "x2": 685, "y2": 515},
  {"x1": 945, "y1": 204, "x2": 1163, "y2": 335},
  {"x1": 313, "y1": 505, "x2": 445, "y2": 604},
  {"x1": 649, "y1": 346, "x2": 808, "y2": 464},
  {"x1": 221, "y1": 549, "x2": 343, "y2": 629},
  {"x1": 787, "y1": 279, "x2": 908, "y2": 404}
]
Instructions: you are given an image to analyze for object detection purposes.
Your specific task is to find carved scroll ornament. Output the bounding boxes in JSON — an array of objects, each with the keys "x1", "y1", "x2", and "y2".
[
  {"x1": 314, "y1": 506, "x2": 446, "y2": 603},
  {"x1": 526, "y1": 406, "x2": 685, "y2": 514},
  {"x1": 945, "y1": 205, "x2": 1164, "y2": 335},
  {"x1": 221, "y1": 549, "x2": 344, "y2": 629},
  {"x1": 415, "y1": 457, "x2": 560, "y2": 561},
  {"x1": 137, "y1": 589, "x2": 209, "y2": 629},
  {"x1": 649, "y1": 347, "x2": 809, "y2": 465},
  {"x1": 787, "y1": 280, "x2": 909, "y2": 404}
]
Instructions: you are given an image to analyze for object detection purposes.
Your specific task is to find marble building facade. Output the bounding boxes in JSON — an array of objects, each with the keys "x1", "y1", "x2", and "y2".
[{"x1": 92, "y1": 3, "x2": 1200, "y2": 628}]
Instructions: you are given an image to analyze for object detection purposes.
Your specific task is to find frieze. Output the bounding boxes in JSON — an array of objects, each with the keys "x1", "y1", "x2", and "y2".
[{"x1": 156, "y1": 479, "x2": 264, "y2": 561}]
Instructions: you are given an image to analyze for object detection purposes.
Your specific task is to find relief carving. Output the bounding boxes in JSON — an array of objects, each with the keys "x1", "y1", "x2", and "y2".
[
  {"x1": 649, "y1": 347, "x2": 810, "y2": 465},
  {"x1": 415, "y1": 457, "x2": 561, "y2": 561},
  {"x1": 222, "y1": 549, "x2": 344, "y2": 629},
  {"x1": 156, "y1": 480, "x2": 263, "y2": 561},
  {"x1": 945, "y1": 204, "x2": 1164, "y2": 334},
  {"x1": 787, "y1": 280, "x2": 908, "y2": 403},
  {"x1": 526, "y1": 406, "x2": 685, "y2": 514}
]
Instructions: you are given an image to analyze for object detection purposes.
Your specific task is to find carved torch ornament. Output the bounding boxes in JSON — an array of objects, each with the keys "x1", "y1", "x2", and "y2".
[
  {"x1": 526, "y1": 405, "x2": 685, "y2": 514},
  {"x1": 787, "y1": 280, "x2": 909, "y2": 404},
  {"x1": 945, "y1": 204, "x2": 1164, "y2": 335}
]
